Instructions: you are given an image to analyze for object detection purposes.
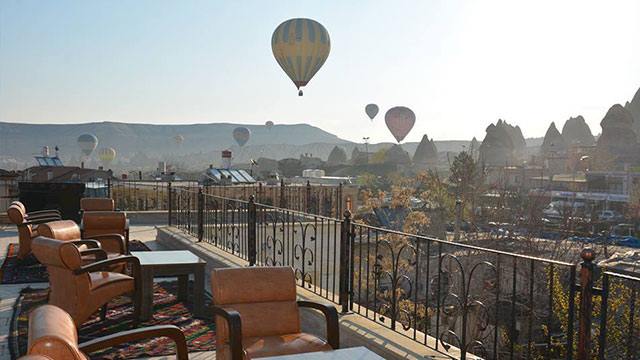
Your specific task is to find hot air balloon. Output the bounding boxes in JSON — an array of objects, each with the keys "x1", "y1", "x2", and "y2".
[
  {"x1": 77, "y1": 134, "x2": 98, "y2": 157},
  {"x1": 233, "y1": 127, "x2": 251, "y2": 147},
  {"x1": 385, "y1": 107, "x2": 416, "y2": 143},
  {"x1": 265, "y1": 120, "x2": 274, "y2": 130},
  {"x1": 365, "y1": 104, "x2": 379, "y2": 121},
  {"x1": 174, "y1": 134, "x2": 184, "y2": 145},
  {"x1": 272, "y1": 18, "x2": 331, "y2": 96},
  {"x1": 97, "y1": 147, "x2": 116, "y2": 165}
]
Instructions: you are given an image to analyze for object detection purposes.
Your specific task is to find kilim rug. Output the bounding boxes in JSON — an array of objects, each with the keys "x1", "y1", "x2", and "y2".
[
  {"x1": 10, "y1": 281, "x2": 215, "y2": 359},
  {"x1": 0, "y1": 240, "x2": 151, "y2": 284}
]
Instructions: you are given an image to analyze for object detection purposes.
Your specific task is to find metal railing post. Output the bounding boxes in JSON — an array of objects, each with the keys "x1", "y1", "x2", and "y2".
[
  {"x1": 167, "y1": 182, "x2": 173, "y2": 226},
  {"x1": 248, "y1": 195, "x2": 257, "y2": 266},
  {"x1": 306, "y1": 180, "x2": 312, "y2": 213},
  {"x1": 280, "y1": 178, "x2": 286, "y2": 208},
  {"x1": 578, "y1": 248, "x2": 595, "y2": 360},
  {"x1": 197, "y1": 187, "x2": 204, "y2": 242},
  {"x1": 337, "y1": 182, "x2": 343, "y2": 218},
  {"x1": 339, "y1": 209, "x2": 352, "y2": 314}
]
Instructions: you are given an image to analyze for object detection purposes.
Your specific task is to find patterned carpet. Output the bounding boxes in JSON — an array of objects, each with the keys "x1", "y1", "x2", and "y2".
[
  {"x1": 10, "y1": 281, "x2": 215, "y2": 359},
  {"x1": 0, "y1": 240, "x2": 150, "y2": 284}
]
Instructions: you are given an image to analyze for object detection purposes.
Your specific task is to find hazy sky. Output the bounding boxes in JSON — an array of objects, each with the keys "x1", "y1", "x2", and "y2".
[{"x1": 1, "y1": 0, "x2": 639, "y2": 143}]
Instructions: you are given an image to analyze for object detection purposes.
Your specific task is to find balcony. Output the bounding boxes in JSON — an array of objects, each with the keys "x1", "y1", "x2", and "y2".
[{"x1": 2, "y1": 181, "x2": 639, "y2": 359}]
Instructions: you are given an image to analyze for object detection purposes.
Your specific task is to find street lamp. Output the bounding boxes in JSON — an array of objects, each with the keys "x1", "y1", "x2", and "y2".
[{"x1": 362, "y1": 137, "x2": 370, "y2": 164}]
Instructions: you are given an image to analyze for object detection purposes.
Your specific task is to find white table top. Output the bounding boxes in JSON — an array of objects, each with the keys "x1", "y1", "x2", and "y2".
[
  {"x1": 130, "y1": 250, "x2": 205, "y2": 266},
  {"x1": 257, "y1": 347, "x2": 384, "y2": 360}
]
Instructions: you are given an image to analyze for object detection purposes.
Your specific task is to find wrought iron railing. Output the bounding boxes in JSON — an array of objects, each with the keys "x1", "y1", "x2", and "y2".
[
  {"x1": 110, "y1": 179, "x2": 198, "y2": 211},
  {"x1": 204, "y1": 181, "x2": 345, "y2": 218},
  {"x1": 168, "y1": 186, "x2": 640, "y2": 360},
  {"x1": 348, "y1": 221, "x2": 578, "y2": 359},
  {"x1": 111, "y1": 180, "x2": 345, "y2": 218}
]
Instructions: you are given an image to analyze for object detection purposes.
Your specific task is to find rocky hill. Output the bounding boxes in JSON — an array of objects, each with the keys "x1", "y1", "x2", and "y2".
[{"x1": 0, "y1": 121, "x2": 474, "y2": 171}]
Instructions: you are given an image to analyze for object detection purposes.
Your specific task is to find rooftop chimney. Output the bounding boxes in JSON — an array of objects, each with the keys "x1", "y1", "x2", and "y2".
[{"x1": 221, "y1": 149, "x2": 232, "y2": 169}]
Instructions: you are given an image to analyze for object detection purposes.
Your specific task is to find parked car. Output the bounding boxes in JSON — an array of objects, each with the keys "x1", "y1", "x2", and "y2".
[
  {"x1": 597, "y1": 210, "x2": 624, "y2": 223},
  {"x1": 611, "y1": 223, "x2": 637, "y2": 237}
]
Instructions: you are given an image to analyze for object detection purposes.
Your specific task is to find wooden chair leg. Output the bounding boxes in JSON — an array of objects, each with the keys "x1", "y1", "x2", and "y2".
[
  {"x1": 100, "y1": 304, "x2": 108, "y2": 321},
  {"x1": 132, "y1": 291, "x2": 142, "y2": 326}
]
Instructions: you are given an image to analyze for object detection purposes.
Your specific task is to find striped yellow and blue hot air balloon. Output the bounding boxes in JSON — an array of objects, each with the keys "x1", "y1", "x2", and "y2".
[
  {"x1": 272, "y1": 18, "x2": 330, "y2": 96},
  {"x1": 97, "y1": 147, "x2": 116, "y2": 166}
]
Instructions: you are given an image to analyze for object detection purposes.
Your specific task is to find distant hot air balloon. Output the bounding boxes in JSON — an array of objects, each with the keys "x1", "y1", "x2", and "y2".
[
  {"x1": 365, "y1": 104, "x2": 379, "y2": 121},
  {"x1": 265, "y1": 120, "x2": 274, "y2": 130},
  {"x1": 174, "y1": 134, "x2": 184, "y2": 145},
  {"x1": 272, "y1": 18, "x2": 331, "y2": 96},
  {"x1": 385, "y1": 107, "x2": 416, "y2": 143},
  {"x1": 77, "y1": 134, "x2": 98, "y2": 157},
  {"x1": 97, "y1": 147, "x2": 116, "y2": 165},
  {"x1": 233, "y1": 127, "x2": 251, "y2": 147}
]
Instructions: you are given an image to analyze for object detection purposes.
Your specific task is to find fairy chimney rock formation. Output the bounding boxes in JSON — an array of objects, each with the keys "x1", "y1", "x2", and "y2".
[
  {"x1": 596, "y1": 104, "x2": 639, "y2": 166},
  {"x1": 413, "y1": 134, "x2": 438, "y2": 168},
  {"x1": 561, "y1": 115, "x2": 595, "y2": 146},
  {"x1": 326, "y1": 146, "x2": 347, "y2": 166},
  {"x1": 541, "y1": 122, "x2": 567, "y2": 156},
  {"x1": 479, "y1": 120, "x2": 518, "y2": 166},
  {"x1": 625, "y1": 87, "x2": 640, "y2": 134},
  {"x1": 384, "y1": 144, "x2": 412, "y2": 165}
]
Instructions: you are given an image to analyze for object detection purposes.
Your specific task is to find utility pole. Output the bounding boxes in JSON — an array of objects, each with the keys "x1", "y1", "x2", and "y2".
[{"x1": 362, "y1": 137, "x2": 370, "y2": 164}]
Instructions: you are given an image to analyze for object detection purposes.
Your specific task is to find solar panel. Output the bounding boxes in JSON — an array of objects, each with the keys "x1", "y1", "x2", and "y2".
[{"x1": 236, "y1": 169, "x2": 256, "y2": 183}]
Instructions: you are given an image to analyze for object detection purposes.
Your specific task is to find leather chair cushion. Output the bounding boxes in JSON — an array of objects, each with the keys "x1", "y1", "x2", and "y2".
[
  {"x1": 37, "y1": 221, "x2": 81, "y2": 240},
  {"x1": 218, "y1": 301, "x2": 300, "y2": 340},
  {"x1": 80, "y1": 198, "x2": 114, "y2": 212},
  {"x1": 28, "y1": 305, "x2": 87, "y2": 360},
  {"x1": 89, "y1": 271, "x2": 134, "y2": 291},
  {"x1": 212, "y1": 267, "x2": 297, "y2": 305},
  {"x1": 217, "y1": 333, "x2": 331, "y2": 359},
  {"x1": 82, "y1": 212, "x2": 127, "y2": 237}
]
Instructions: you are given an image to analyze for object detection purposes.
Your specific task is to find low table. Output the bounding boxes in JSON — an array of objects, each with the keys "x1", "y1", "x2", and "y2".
[
  {"x1": 258, "y1": 347, "x2": 384, "y2": 359},
  {"x1": 131, "y1": 250, "x2": 206, "y2": 321}
]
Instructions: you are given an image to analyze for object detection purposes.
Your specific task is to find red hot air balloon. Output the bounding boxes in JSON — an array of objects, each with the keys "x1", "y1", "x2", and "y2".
[{"x1": 385, "y1": 106, "x2": 415, "y2": 143}]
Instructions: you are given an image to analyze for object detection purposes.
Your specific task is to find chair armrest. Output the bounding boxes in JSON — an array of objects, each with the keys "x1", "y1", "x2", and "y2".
[
  {"x1": 68, "y1": 239, "x2": 101, "y2": 249},
  {"x1": 73, "y1": 255, "x2": 140, "y2": 275},
  {"x1": 79, "y1": 248, "x2": 108, "y2": 261},
  {"x1": 211, "y1": 305, "x2": 244, "y2": 360},
  {"x1": 84, "y1": 234, "x2": 126, "y2": 254},
  {"x1": 297, "y1": 300, "x2": 340, "y2": 349},
  {"x1": 26, "y1": 213, "x2": 62, "y2": 222},
  {"x1": 78, "y1": 325, "x2": 188, "y2": 360},
  {"x1": 21, "y1": 217, "x2": 61, "y2": 226},
  {"x1": 27, "y1": 209, "x2": 61, "y2": 217}
]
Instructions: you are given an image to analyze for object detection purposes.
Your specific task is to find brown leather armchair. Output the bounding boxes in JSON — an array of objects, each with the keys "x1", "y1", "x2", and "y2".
[
  {"x1": 80, "y1": 197, "x2": 115, "y2": 212},
  {"x1": 25, "y1": 304, "x2": 188, "y2": 360},
  {"x1": 38, "y1": 220, "x2": 126, "y2": 256},
  {"x1": 31, "y1": 236, "x2": 140, "y2": 326},
  {"x1": 81, "y1": 211, "x2": 130, "y2": 252},
  {"x1": 7, "y1": 204, "x2": 62, "y2": 260},
  {"x1": 211, "y1": 266, "x2": 339, "y2": 360}
]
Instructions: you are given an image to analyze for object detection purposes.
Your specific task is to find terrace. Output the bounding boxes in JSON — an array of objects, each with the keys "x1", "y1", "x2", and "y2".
[{"x1": 1, "y1": 180, "x2": 639, "y2": 359}]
